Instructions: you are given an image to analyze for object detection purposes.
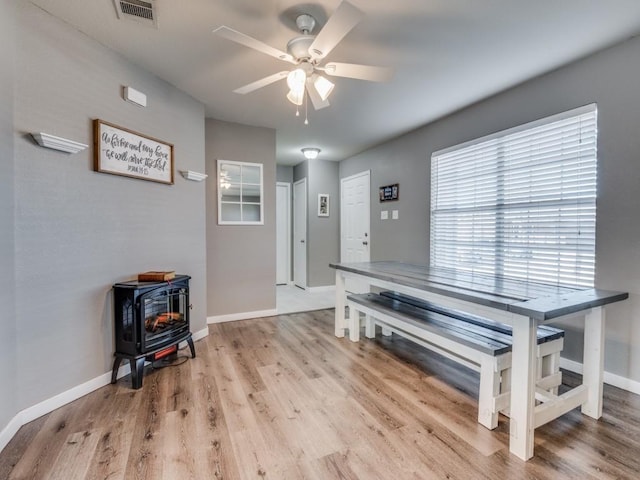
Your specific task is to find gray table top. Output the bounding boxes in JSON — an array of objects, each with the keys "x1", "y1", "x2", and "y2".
[{"x1": 330, "y1": 261, "x2": 628, "y2": 321}]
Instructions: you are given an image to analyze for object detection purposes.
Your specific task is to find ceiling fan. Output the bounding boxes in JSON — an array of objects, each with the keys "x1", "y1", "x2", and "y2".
[{"x1": 212, "y1": 1, "x2": 392, "y2": 115}]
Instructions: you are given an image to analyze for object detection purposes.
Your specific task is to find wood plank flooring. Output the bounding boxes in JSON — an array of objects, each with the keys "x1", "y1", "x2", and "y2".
[{"x1": 2, "y1": 309, "x2": 640, "y2": 479}]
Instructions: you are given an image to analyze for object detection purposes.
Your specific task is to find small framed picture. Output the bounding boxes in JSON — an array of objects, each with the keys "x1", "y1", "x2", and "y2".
[
  {"x1": 318, "y1": 194, "x2": 330, "y2": 217},
  {"x1": 379, "y1": 183, "x2": 399, "y2": 202}
]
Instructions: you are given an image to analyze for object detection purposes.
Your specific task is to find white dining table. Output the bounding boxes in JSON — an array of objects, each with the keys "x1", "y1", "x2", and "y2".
[{"x1": 330, "y1": 261, "x2": 629, "y2": 461}]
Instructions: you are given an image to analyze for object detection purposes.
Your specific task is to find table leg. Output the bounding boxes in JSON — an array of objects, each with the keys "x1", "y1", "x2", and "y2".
[
  {"x1": 582, "y1": 306, "x2": 605, "y2": 418},
  {"x1": 335, "y1": 270, "x2": 346, "y2": 338},
  {"x1": 508, "y1": 315, "x2": 538, "y2": 461}
]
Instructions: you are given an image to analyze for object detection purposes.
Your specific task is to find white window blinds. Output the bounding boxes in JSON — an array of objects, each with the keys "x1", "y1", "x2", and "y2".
[{"x1": 430, "y1": 104, "x2": 597, "y2": 287}]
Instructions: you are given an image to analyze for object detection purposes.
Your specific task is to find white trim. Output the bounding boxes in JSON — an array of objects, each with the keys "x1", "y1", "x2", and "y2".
[
  {"x1": 217, "y1": 159, "x2": 264, "y2": 225},
  {"x1": 21, "y1": 371, "x2": 118, "y2": 425},
  {"x1": 559, "y1": 357, "x2": 640, "y2": 396},
  {"x1": 0, "y1": 329, "x2": 209, "y2": 454},
  {"x1": 293, "y1": 178, "x2": 307, "y2": 289},
  {"x1": 0, "y1": 413, "x2": 23, "y2": 454},
  {"x1": 191, "y1": 326, "x2": 209, "y2": 342},
  {"x1": 307, "y1": 285, "x2": 335, "y2": 293},
  {"x1": 207, "y1": 308, "x2": 278, "y2": 324},
  {"x1": 276, "y1": 182, "x2": 292, "y2": 285},
  {"x1": 433, "y1": 103, "x2": 597, "y2": 157}
]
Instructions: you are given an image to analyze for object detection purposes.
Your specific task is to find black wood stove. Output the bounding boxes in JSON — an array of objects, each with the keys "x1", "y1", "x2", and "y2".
[{"x1": 110, "y1": 275, "x2": 195, "y2": 389}]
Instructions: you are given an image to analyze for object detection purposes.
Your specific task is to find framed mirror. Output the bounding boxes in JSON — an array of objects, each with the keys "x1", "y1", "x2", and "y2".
[{"x1": 217, "y1": 160, "x2": 264, "y2": 225}]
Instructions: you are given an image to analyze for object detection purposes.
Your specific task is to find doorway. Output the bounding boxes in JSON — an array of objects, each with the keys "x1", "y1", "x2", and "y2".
[
  {"x1": 293, "y1": 178, "x2": 307, "y2": 289},
  {"x1": 276, "y1": 182, "x2": 291, "y2": 285}
]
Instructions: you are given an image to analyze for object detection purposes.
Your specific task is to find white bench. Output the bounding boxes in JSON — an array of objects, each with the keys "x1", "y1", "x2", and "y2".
[{"x1": 347, "y1": 291, "x2": 565, "y2": 430}]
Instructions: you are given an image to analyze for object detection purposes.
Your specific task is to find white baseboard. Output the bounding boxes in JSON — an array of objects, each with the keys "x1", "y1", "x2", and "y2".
[
  {"x1": 307, "y1": 285, "x2": 336, "y2": 293},
  {"x1": 207, "y1": 309, "x2": 278, "y2": 324},
  {"x1": 0, "y1": 413, "x2": 24, "y2": 455},
  {"x1": 0, "y1": 368, "x2": 125, "y2": 453},
  {"x1": 191, "y1": 326, "x2": 210, "y2": 342},
  {"x1": 0, "y1": 327, "x2": 209, "y2": 454},
  {"x1": 559, "y1": 358, "x2": 640, "y2": 396}
]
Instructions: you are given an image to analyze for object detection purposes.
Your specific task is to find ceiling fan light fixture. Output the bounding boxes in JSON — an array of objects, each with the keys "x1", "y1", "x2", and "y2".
[
  {"x1": 301, "y1": 147, "x2": 321, "y2": 160},
  {"x1": 314, "y1": 75, "x2": 335, "y2": 101},
  {"x1": 287, "y1": 68, "x2": 307, "y2": 94},
  {"x1": 287, "y1": 89, "x2": 304, "y2": 106}
]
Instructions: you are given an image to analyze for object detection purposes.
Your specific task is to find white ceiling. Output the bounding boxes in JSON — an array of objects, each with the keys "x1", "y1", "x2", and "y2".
[{"x1": 29, "y1": 0, "x2": 640, "y2": 165}]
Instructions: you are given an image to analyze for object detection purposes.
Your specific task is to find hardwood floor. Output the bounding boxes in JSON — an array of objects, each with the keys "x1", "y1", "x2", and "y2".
[{"x1": 2, "y1": 309, "x2": 640, "y2": 479}]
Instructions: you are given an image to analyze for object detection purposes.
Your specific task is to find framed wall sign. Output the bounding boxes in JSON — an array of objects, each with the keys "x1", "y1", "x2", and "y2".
[
  {"x1": 379, "y1": 183, "x2": 399, "y2": 202},
  {"x1": 93, "y1": 119, "x2": 174, "y2": 184},
  {"x1": 318, "y1": 194, "x2": 330, "y2": 217}
]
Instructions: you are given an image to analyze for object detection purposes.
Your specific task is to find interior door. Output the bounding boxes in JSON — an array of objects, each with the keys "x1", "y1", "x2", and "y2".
[
  {"x1": 276, "y1": 182, "x2": 291, "y2": 285},
  {"x1": 293, "y1": 178, "x2": 307, "y2": 289},
  {"x1": 340, "y1": 170, "x2": 370, "y2": 292}
]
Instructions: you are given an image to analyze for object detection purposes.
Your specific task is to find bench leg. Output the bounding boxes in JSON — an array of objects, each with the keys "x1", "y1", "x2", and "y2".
[
  {"x1": 537, "y1": 337, "x2": 564, "y2": 396},
  {"x1": 478, "y1": 356, "x2": 500, "y2": 429},
  {"x1": 349, "y1": 306, "x2": 361, "y2": 342},
  {"x1": 500, "y1": 366, "x2": 512, "y2": 416},
  {"x1": 542, "y1": 351, "x2": 561, "y2": 396},
  {"x1": 364, "y1": 314, "x2": 376, "y2": 338}
]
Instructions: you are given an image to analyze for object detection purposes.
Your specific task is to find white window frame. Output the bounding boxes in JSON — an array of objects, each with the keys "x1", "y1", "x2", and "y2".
[
  {"x1": 217, "y1": 159, "x2": 264, "y2": 225},
  {"x1": 430, "y1": 104, "x2": 598, "y2": 288}
]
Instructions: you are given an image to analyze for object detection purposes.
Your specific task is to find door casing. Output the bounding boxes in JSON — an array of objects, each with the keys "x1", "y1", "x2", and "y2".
[
  {"x1": 276, "y1": 182, "x2": 291, "y2": 285},
  {"x1": 293, "y1": 178, "x2": 307, "y2": 289}
]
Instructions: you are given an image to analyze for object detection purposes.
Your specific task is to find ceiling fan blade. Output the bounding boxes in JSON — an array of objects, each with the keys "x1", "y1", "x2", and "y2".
[
  {"x1": 213, "y1": 26, "x2": 296, "y2": 64},
  {"x1": 323, "y1": 62, "x2": 394, "y2": 82},
  {"x1": 306, "y1": 79, "x2": 330, "y2": 110},
  {"x1": 233, "y1": 71, "x2": 289, "y2": 94},
  {"x1": 308, "y1": 1, "x2": 364, "y2": 61}
]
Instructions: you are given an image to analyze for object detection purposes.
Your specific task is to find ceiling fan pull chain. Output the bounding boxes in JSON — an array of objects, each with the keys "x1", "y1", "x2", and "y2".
[{"x1": 304, "y1": 89, "x2": 309, "y2": 125}]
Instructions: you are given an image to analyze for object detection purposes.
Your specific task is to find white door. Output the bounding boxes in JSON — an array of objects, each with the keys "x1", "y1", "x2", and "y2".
[
  {"x1": 341, "y1": 170, "x2": 370, "y2": 292},
  {"x1": 293, "y1": 178, "x2": 307, "y2": 289},
  {"x1": 276, "y1": 182, "x2": 291, "y2": 285}
]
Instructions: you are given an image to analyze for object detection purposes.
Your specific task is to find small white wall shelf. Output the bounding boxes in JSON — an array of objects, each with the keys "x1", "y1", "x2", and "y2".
[
  {"x1": 180, "y1": 170, "x2": 208, "y2": 182},
  {"x1": 31, "y1": 132, "x2": 88, "y2": 154}
]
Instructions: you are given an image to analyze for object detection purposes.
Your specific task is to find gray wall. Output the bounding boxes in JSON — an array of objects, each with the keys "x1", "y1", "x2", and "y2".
[
  {"x1": 276, "y1": 165, "x2": 293, "y2": 183},
  {"x1": 293, "y1": 160, "x2": 340, "y2": 287},
  {"x1": 293, "y1": 160, "x2": 308, "y2": 183},
  {"x1": 205, "y1": 119, "x2": 277, "y2": 316},
  {"x1": 13, "y1": 3, "x2": 207, "y2": 410},
  {"x1": 341, "y1": 35, "x2": 640, "y2": 382},
  {"x1": 340, "y1": 133, "x2": 431, "y2": 264},
  {"x1": 307, "y1": 160, "x2": 340, "y2": 287},
  {"x1": 0, "y1": 0, "x2": 17, "y2": 432}
]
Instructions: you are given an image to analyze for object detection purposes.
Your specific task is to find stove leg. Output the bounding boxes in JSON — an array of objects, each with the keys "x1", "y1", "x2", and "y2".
[
  {"x1": 129, "y1": 357, "x2": 145, "y2": 389},
  {"x1": 187, "y1": 336, "x2": 196, "y2": 358},
  {"x1": 111, "y1": 356, "x2": 123, "y2": 384}
]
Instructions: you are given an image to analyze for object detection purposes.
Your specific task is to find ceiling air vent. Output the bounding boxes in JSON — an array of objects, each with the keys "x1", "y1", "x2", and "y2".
[{"x1": 113, "y1": 0, "x2": 158, "y2": 28}]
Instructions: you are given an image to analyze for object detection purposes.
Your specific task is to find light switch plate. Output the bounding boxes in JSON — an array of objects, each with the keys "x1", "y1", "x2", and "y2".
[
  {"x1": 392, "y1": 210, "x2": 399, "y2": 220},
  {"x1": 381, "y1": 210, "x2": 389, "y2": 220}
]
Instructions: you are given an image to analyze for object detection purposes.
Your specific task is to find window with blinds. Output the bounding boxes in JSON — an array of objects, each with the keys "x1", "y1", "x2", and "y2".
[{"x1": 430, "y1": 104, "x2": 597, "y2": 287}]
